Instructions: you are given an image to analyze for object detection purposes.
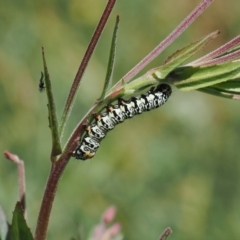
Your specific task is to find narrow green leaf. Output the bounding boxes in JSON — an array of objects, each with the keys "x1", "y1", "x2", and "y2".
[
  {"x1": 122, "y1": 30, "x2": 219, "y2": 95},
  {"x1": 8, "y1": 202, "x2": 33, "y2": 240},
  {"x1": 152, "y1": 31, "x2": 220, "y2": 79},
  {"x1": 99, "y1": 16, "x2": 119, "y2": 101},
  {"x1": 170, "y1": 60, "x2": 240, "y2": 91},
  {"x1": 107, "y1": 31, "x2": 220, "y2": 101},
  {"x1": 0, "y1": 206, "x2": 8, "y2": 240},
  {"x1": 42, "y1": 47, "x2": 62, "y2": 158},
  {"x1": 199, "y1": 86, "x2": 240, "y2": 100},
  {"x1": 213, "y1": 79, "x2": 240, "y2": 93},
  {"x1": 199, "y1": 79, "x2": 240, "y2": 100}
]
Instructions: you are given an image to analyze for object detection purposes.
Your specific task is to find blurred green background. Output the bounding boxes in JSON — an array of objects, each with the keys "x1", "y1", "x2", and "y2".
[{"x1": 0, "y1": 0, "x2": 240, "y2": 239}]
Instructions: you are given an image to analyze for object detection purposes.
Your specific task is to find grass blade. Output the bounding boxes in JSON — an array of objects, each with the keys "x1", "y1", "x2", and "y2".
[
  {"x1": 42, "y1": 47, "x2": 62, "y2": 159},
  {"x1": 99, "y1": 15, "x2": 120, "y2": 101}
]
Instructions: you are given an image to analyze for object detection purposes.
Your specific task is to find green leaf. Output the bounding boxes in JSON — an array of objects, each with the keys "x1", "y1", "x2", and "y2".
[
  {"x1": 170, "y1": 60, "x2": 240, "y2": 91},
  {"x1": 152, "y1": 30, "x2": 220, "y2": 79},
  {"x1": 42, "y1": 47, "x2": 62, "y2": 159},
  {"x1": 121, "y1": 31, "x2": 220, "y2": 97},
  {"x1": 0, "y1": 206, "x2": 9, "y2": 240},
  {"x1": 99, "y1": 16, "x2": 119, "y2": 101},
  {"x1": 199, "y1": 79, "x2": 240, "y2": 100},
  {"x1": 213, "y1": 79, "x2": 240, "y2": 92},
  {"x1": 8, "y1": 202, "x2": 33, "y2": 240}
]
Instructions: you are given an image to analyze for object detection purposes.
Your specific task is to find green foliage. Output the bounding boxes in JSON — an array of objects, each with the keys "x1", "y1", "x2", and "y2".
[
  {"x1": 0, "y1": 1, "x2": 240, "y2": 240},
  {"x1": 154, "y1": 31, "x2": 220, "y2": 79},
  {"x1": 172, "y1": 61, "x2": 240, "y2": 91},
  {"x1": 42, "y1": 48, "x2": 62, "y2": 159},
  {"x1": 122, "y1": 31, "x2": 221, "y2": 96},
  {"x1": 7, "y1": 203, "x2": 33, "y2": 240},
  {"x1": 99, "y1": 16, "x2": 120, "y2": 101}
]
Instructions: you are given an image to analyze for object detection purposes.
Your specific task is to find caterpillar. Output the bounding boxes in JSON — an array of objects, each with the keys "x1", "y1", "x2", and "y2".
[{"x1": 73, "y1": 83, "x2": 172, "y2": 160}]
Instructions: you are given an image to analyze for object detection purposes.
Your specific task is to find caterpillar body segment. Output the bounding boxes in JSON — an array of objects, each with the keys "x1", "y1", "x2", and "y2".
[
  {"x1": 73, "y1": 83, "x2": 172, "y2": 160},
  {"x1": 94, "y1": 113, "x2": 115, "y2": 131},
  {"x1": 107, "y1": 104, "x2": 125, "y2": 124},
  {"x1": 85, "y1": 125, "x2": 105, "y2": 140}
]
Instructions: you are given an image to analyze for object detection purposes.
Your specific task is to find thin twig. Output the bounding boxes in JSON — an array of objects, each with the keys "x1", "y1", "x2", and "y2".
[
  {"x1": 120, "y1": 0, "x2": 214, "y2": 83},
  {"x1": 158, "y1": 227, "x2": 172, "y2": 240},
  {"x1": 189, "y1": 35, "x2": 240, "y2": 65},
  {"x1": 4, "y1": 151, "x2": 26, "y2": 218},
  {"x1": 193, "y1": 48, "x2": 240, "y2": 66},
  {"x1": 35, "y1": 2, "x2": 117, "y2": 240},
  {"x1": 59, "y1": 0, "x2": 117, "y2": 138}
]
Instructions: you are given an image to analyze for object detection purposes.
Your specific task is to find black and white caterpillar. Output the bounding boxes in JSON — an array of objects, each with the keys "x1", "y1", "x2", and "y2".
[{"x1": 73, "y1": 83, "x2": 172, "y2": 160}]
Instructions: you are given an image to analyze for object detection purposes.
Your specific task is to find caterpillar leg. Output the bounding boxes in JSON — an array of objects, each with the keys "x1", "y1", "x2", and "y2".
[{"x1": 73, "y1": 144, "x2": 96, "y2": 160}]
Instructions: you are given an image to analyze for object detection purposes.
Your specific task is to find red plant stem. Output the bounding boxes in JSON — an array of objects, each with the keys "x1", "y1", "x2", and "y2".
[
  {"x1": 34, "y1": 156, "x2": 70, "y2": 240},
  {"x1": 34, "y1": 99, "x2": 101, "y2": 240},
  {"x1": 194, "y1": 48, "x2": 240, "y2": 66},
  {"x1": 190, "y1": 35, "x2": 240, "y2": 65},
  {"x1": 34, "y1": 72, "x2": 114, "y2": 240},
  {"x1": 121, "y1": 0, "x2": 214, "y2": 83},
  {"x1": 59, "y1": 0, "x2": 116, "y2": 137},
  {"x1": 4, "y1": 151, "x2": 26, "y2": 217},
  {"x1": 35, "y1": 1, "x2": 117, "y2": 239},
  {"x1": 158, "y1": 227, "x2": 172, "y2": 240}
]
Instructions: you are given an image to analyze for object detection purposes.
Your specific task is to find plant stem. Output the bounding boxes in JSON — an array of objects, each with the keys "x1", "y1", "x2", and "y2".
[
  {"x1": 189, "y1": 35, "x2": 240, "y2": 65},
  {"x1": 59, "y1": 0, "x2": 116, "y2": 139},
  {"x1": 193, "y1": 48, "x2": 240, "y2": 66},
  {"x1": 35, "y1": 76, "x2": 120, "y2": 240},
  {"x1": 34, "y1": 156, "x2": 70, "y2": 240},
  {"x1": 158, "y1": 227, "x2": 172, "y2": 240},
  {"x1": 120, "y1": 0, "x2": 214, "y2": 84},
  {"x1": 34, "y1": 99, "x2": 103, "y2": 240},
  {"x1": 35, "y1": 2, "x2": 117, "y2": 239},
  {"x1": 4, "y1": 151, "x2": 26, "y2": 218}
]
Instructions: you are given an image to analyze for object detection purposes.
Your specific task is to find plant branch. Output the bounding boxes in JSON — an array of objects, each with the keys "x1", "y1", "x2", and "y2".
[
  {"x1": 118, "y1": 0, "x2": 214, "y2": 84},
  {"x1": 35, "y1": 3, "x2": 117, "y2": 239},
  {"x1": 34, "y1": 92, "x2": 110, "y2": 240},
  {"x1": 34, "y1": 153, "x2": 72, "y2": 240},
  {"x1": 191, "y1": 49, "x2": 240, "y2": 67},
  {"x1": 59, "y1": 0, "x2": 117, "y2": 139},
  {"x1": 4, "y1": 151, "x2": 26, "y2": 218},
  {"x1": 158, "y1": 227, "x2": 172, "y2": 240},
  {"x1": 189, "y1": 35, "x2": 240, "y2": 65}
]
